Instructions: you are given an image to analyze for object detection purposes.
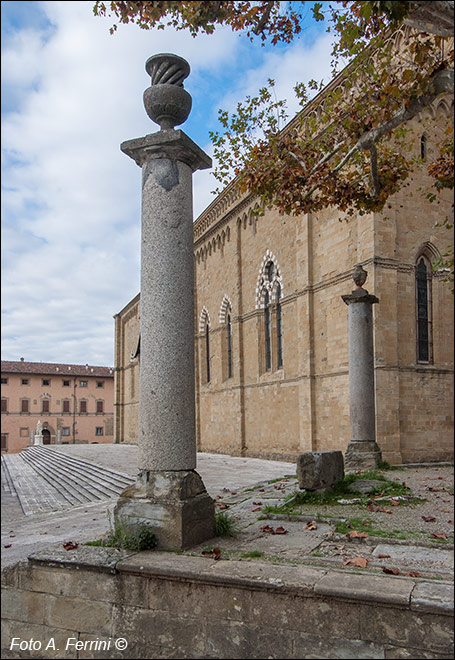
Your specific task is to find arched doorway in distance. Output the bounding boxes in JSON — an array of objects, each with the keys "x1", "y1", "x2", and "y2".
[{"x1": 42, "y1": 429, "x2": 51, "y2": 445}]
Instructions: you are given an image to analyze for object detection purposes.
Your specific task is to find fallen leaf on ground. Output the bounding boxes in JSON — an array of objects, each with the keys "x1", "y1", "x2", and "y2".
[
  {"x1": 382, "y1": 567, "x2": 400, "y2": 575},
  {"x1": 63, "y1": 542, "x2": 78, "y2": 551},
  {"x1": 449, "y1": 520, "x2": 454, "y2": 525},
  {"x1": 427, "y1": 487, "x2": 440, "y2": 492},
  {"x1": 422, "y1": 516, "x2": 436, "y2": 522},
  {"x1": 216, "y1": 502, "x2": 230, "y2": 510},
  {"x1": 252, "y1": 501, "x2": 262, "y2": 505},
  {"x1": 347, "y1": 530, "x2": 369, "y2": 538},
  {"x1": 202, "y1": 547, "x2": 222, "y2": 560},
  {"x1": 432, "y1": 532, "x2": 448, "y2": 539},
  {"x1": 231, "y1": 492, "x2": 237, "y2": 495},
  {"x1": 259, "y1": 488, "x2": 265, "y2": 492},
  {"x1": 40, "y1": 532, "x2": 48, "y2": 535},
  {"x1": 377, "y1": 554, "x2": 391, "y2": 558},
  {"x1": 4, "y1": 544, "x2": 12, "y2": 549},
  {"x1": 252, "y1": 507, "x2": 262, "y2": 512},
  {"x1": 406, "y1": 571, "x2": 420, "y2": 577},
  {"x1": 343, "y1": 557, "x2": 368, "y2": 568},
  {"x1": 388, "y1": 500, "x2": 400, "y2": 506},
  {"x1": 259, "y1": 524, "x2": 288, "y2": 535},
  {"x1": 336, "y1": 545, "x2": 345, "y2": 551},
  {"x1": 304, "y1": 521, "x2": 318, "y2": 531}
]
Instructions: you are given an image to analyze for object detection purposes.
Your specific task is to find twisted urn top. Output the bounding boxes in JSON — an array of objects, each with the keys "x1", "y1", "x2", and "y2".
[
  {"x1": 145, "y1": 53, "x2": 190, "y2": 87},
  {"x1": 143, "y1": 54, "x2": 192, "y2": 130}
]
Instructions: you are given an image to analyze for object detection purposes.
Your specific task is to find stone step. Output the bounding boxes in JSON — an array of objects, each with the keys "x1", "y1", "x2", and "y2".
[
  {"x1": 1, "y1": 456, "x2": 17, "y2": 496},
  {"x1": 19, "y1": 446, "x2": 135, "y2": 509},
  {"x1": 20, "y1": 451, "x2": 109, "y2": 503},
  {"x1": 1, "y1": 454, "x2": 73, "y2": 515},
  {"x1": 27, "y1": 446, "x2": 133, "y2": 490}
]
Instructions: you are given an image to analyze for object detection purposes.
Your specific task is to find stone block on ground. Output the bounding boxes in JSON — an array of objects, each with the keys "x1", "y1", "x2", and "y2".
[{"x1": 296, "y1": 451, "x2": 344, "y2": 492}]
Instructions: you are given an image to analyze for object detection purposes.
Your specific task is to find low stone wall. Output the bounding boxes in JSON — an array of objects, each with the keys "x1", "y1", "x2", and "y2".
[{"x1": 1, "y1": 546, "x2": 453, "y2": 659}]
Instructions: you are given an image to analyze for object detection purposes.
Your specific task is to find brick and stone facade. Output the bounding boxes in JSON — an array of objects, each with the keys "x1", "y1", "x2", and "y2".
[
  {"x1": 1, "y1": 360, "x2": 114, "y2": 454},
  {"x1": 114, "y1": 89, "x2": 453, "y2": 467}
]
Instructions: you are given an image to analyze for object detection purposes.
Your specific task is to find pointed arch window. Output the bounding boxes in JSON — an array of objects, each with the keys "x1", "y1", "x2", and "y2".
[
  {"x1": 264, "y1": 291, "x2": 272, "y2": 371},
  {"x1": 276, "y1": 284, "x2": 283, "y2": 368},
  {"x1": 227, "y1": 311, "x2": 233, "y2": 379},
  {"x1": 416, "y1": 255, "x2": 433, "y2": 363},
  {"x1": 205, "y1": 323, "x2": 211, "y2": 383}
]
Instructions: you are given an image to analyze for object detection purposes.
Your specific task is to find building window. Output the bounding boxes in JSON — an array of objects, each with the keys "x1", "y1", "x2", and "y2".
[
  {"x1": 61, "y1": 427, "x2": 70, "y2": 437},
  {"x1": 63, "y1": 379, "x2": 70, "y2": 387},
  {"x1": 95, "y1": 427, "x2": 104, "y2": 436},
  {"x1": 42, "y1": 399, "x2": 50, "y2": 414},
  {"x1": 1, "y1": 377, "x2": 8, "y2": 385},
  {"x1": 264, "y1": 291, "x2": 272, "y2": 371},
  {"x1": 205, "y1": 324, "x2": 211, "y2": 383},
  {"x1": 21, "y1": 399, "x2": 29, "y2": 413},
  {"x1": 277, "y1": 284, "x2": 283, "y2": 368},
  {"x1": 20, "y1": 427, "x2": 29, "y2": 437},
  {"x1": 21, "y1": 378, "x2": 29, "y2": 385},
  {"x1": 420, "y1": 133, "x2": 427, "y2": 160},
  {"x1": 80, "y1": 400, "x2": 87, "y2": 414},
  {"x1": 80, "y1": 380, "x2": 88, "y2": 387},
  {"x1": 416, "y1": 255, "x2": 433, "y2": 363},
  {"x1": 1, "y1": 399, "x2": 7, "y2": 413},
  {"x1": 227, "y1": 312, "x2": 233, "y2": 379},
  {"x1": 96, "y1": 400, "x2": 104, "y2": 414},
  {"x1": 96, "y1": 381, "x2": 104, "y2": 388},
  {"x1": 1, "y1": 434, "x2": 7, "y2": 450},
  {"x1": 62, "y1": 400, "x2": 70, "y2": 413},
  {"x1": 42, "y1": 378, "x2": 50, "y2": 386}
]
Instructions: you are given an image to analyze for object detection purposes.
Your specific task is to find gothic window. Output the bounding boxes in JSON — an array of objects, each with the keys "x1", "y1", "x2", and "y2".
[
  {"x1": 420, "y1": 133, "x2": 427, "y2": 160},
  {"x1": 227, "y1": 311, "x2": 233, "y2": 379},
  {"x1": 205, "y1": 323, "x2": 211, "y2": 383},
  {"x1": 264, "y1": 291, "x2": 272, "y2": 371},
  {"x1": 277, "y1": 284, "x2": 283, "y2": 368},
  {"x1": 199, "y1": 307, "x2": 211, "y2": 385},
  {"x1": 416, "y1": 255, "x2": 433, "y2": 363},
  {"x1": 256, "y1": 251, "x2": 284, "y2": 374}
]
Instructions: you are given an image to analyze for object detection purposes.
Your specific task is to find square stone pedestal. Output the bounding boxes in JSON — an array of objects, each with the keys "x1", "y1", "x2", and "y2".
[
  {"x1": 297, "y1": 451, "x2": 344, "y2": 492},
  {"x1": 344, "y1": 441, "x2": 382, "y2": 472},
  {"x1": 114, "y1": 470, "x2": 216, "y2": 549}
]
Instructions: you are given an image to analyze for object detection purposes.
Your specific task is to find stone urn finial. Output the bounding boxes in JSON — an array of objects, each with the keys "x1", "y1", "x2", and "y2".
[
  {"x1": 143, "y1": 53, "x2": 192, "y2": 130},
  {"x1": 353, "y1": 264, "x2": 368, "y2": 289}
]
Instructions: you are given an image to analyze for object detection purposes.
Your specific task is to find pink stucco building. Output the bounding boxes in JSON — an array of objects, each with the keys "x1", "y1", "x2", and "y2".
[{"x1": 1, "y1": 359, "x2": 114, "y2": 454}]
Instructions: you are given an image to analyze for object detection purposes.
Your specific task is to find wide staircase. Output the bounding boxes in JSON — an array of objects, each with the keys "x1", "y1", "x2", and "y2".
[{"x1": 1, "y1": 446, "x2": 134, "y2": 516}]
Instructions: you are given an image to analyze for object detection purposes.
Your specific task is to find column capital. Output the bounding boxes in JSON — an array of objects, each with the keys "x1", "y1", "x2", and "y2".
[
  {"x1": 121, "y1": 129, "x2": 211, "y2": 172},
  {"x1": 342, "y1": 288, "x2": 379, "y2": 305}
]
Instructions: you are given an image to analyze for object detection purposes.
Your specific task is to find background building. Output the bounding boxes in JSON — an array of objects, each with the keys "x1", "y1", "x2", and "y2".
[
  {"x1": 1, "y1": 359, "x2": 114, "y2": 454},
  {"x1": 113, "y1": 50, "x2": 454, "y2": 466}
]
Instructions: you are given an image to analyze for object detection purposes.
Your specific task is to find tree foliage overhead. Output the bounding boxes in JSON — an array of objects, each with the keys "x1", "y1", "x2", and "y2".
[{"x1": 94, "y1": 1, "x2": 453, "y2": 268}]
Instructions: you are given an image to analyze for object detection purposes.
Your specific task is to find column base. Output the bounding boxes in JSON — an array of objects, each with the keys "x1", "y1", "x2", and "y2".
[
  {"x1": 114, "y1": 470, "x2": 216, "y2": 550},
  {"x1": 344, "y1": 441, "x2": 382, "y2": 472}
]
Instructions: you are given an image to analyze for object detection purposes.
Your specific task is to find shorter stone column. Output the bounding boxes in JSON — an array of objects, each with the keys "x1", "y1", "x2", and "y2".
[{"x1": 342, "y1": 266, "x2": 382, "y2": 471}]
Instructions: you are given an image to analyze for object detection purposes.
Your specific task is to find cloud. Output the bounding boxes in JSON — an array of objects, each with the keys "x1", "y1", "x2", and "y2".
[{"x1": 1, "y1": 1, "x2": 335, "y2": 366}]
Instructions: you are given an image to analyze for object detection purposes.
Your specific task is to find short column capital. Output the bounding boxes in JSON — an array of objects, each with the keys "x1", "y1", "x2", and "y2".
[
  {"x1": 342, "y1": 288, "x2": 379, "y2": 305},
  {"x1": 121, "y1": 129, "x2": 212, "y2": 172}
]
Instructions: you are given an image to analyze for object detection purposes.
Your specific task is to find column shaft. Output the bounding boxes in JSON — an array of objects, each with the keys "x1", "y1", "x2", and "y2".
[{"x1": 139, "y1": 157, "x2": 195, "y2": 471}]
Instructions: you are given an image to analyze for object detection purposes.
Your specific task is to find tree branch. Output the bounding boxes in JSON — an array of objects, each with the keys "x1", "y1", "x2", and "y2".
[{"x1": 253, "y1": 1, "x2": 275, "y2": 36}]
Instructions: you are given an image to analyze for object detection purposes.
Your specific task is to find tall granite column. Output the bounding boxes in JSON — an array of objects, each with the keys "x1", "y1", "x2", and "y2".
[
  {"x1": 342, "y1": 265, "x2": 382, "y2": 471},
  {"x1": 114, "y1": 54, "x2": 215, "y2": 548}
]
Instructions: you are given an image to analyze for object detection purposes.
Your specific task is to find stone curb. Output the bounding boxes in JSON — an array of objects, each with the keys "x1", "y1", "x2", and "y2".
[{"x1": 19, "y1": 545, "x2": 454, "y2": 616}]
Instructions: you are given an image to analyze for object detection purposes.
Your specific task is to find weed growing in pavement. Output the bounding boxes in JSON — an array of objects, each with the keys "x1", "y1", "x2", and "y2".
[
  {"x1": 215, "y1": 510, "x2": 240, "y2": 537},
  {"x1": 85, "y1": 513, "x2": 157, "y2": 551}
]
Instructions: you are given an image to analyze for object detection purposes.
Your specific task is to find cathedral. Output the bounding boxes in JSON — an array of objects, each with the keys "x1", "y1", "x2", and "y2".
[{"x1": 113, "y1": 40, "x2": 454, "y2": 466}]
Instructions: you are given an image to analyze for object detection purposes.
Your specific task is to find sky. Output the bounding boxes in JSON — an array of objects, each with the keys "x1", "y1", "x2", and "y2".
[{"x1": 1, "y1": 0, "x2": 335, "y2": 368}]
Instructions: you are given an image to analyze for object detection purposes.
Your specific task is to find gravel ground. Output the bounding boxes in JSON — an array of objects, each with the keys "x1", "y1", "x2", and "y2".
[{"x1": 289, "y1": 465, "x2": 454, "y2": 539}]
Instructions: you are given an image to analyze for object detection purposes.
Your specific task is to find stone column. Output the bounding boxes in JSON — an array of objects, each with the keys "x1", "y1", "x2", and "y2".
[
  {"x1": 342, "y1": 266, "x2": 382, "y2": 471},
  {"x1": 114, "y1": 54, "x2": 215, "y2": 549},
  {"x1": 34, "y1": 420, "x2": 43, "y2": 446}
]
